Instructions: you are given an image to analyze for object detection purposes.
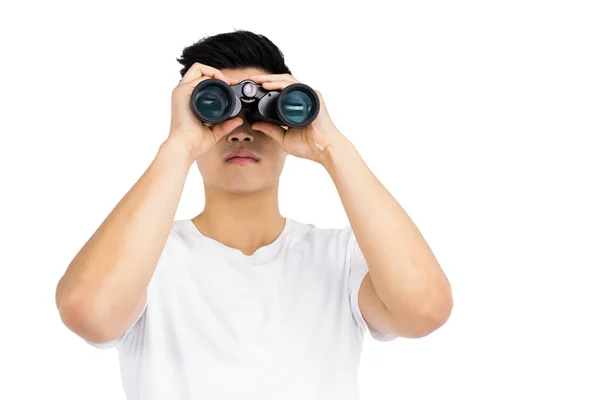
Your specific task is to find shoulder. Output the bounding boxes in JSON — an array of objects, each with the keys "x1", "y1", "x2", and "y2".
[
  {"x1": 161, "y1": 218, "x2": 209, "y2": 253},
  {"x1": 287, "y1": 217, "x2": 349, "y2": 241},
  {"x1": 286, "y1": 218, "x2": 354, "y2": 258},
  {"x1": 148, "y1": 219, "x2": 198, "y2": 273}
]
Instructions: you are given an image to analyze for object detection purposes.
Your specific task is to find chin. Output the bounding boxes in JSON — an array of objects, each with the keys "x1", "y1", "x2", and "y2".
[{"x1": 217, "y1": 181, "x2": 269, "y2": 194}]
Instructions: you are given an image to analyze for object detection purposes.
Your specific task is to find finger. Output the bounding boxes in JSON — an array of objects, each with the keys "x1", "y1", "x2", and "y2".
[
  {"x1": 249, "y1": 74, "x2": 298, "y2": 83},
  {"x1": 259, "y1": 80, "x2": 295, "y2": 91},
  {"x1": 211, "y1": 117, "x2": 244, "y2": 141},
  {"x1": 180, "y1": 62, "x2": 230, "y2": 85},
  {"x1": 175, "y1": 75, "x2": 213, "y2": 91},
  {"x1": 225, "y1": 76, "x2": 241, "y2": 85},
  {"x1": 252, "y1": 122, "x2": 286, "y2": 147},
  {"x1": 179, "y1": 70, "x2": 238, "y2": 91}
]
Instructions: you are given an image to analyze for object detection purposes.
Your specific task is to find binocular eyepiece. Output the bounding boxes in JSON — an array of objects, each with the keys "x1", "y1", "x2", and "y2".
[{"x1": 190, "y1": 78, "x2": 320, "y2": 128}]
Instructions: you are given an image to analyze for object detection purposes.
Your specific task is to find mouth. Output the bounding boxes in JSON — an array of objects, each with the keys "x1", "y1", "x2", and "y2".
[
  {"x1": 225, "y1": 157, "x2": 259, "y2": 164},
  {"x1": 224, "y1": 149, "x2": 260, "y2": 164}
]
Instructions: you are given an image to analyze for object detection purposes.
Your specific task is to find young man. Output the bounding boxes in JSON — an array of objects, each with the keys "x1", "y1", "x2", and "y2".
[{"x1": 55, "y1": 30, "x2": 453, "y2": 399}]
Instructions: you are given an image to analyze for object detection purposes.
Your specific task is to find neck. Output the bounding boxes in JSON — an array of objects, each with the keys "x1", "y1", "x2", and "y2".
[{"x1": 191, "y1": 183, "x2": 286, "y2": 256}]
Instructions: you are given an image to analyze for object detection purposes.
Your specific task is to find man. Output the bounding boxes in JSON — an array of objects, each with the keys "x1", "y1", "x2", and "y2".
[{"x1": 55, "y1": 30, "x2": 453, "y2": 399}]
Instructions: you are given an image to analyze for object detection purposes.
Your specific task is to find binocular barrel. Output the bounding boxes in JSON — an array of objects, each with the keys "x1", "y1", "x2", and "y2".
[{"x1": 190, "y1": 78, "x2": 320, "y2": 128}]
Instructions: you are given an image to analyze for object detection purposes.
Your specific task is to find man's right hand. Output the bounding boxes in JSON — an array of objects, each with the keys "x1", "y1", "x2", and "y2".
[{"x1": 167, "y1": 62, "x2": 244, "y2": 161}]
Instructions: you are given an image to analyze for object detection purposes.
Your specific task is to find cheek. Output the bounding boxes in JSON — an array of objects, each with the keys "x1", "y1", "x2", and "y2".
[
  {"x1": 195, "y1": 158, "x2": 211, "y2": 171},
  {"x1": 262, "y1": 149, "x2": 286, "y2": 168},
  {"x1": 271, "y1": 153, "x2": 288, "y2": 172},
  {"x1": 264, "y1": 140, "x2": 286, "y2": 157},
  {"x1": 195, "y1": 154, "x2": 223, "y2": 177},
  {"x1": 196, "y1": 146, "x2": 223, "y2": 166}
]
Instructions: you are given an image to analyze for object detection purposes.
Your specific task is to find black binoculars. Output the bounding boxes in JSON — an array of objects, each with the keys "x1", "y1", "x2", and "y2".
[{"x1": 190, "y1": 78, "x2": 320, "y2": 128}]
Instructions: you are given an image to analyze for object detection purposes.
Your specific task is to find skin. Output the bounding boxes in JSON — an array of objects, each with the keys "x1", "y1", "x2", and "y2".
[{"x1": 55, "y1": 62, "x2": 453, "y2": 346}]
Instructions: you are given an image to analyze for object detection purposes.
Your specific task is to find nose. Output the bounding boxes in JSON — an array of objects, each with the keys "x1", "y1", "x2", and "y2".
[
  {"x1": 227, "y1": 129, "x2": 255, "y2": 143},
  {"x1": 227, "y1": 110, "x2": 256, "y2": 143}
]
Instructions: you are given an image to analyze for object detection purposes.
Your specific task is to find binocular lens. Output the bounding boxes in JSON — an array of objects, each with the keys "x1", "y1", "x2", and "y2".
[
  {"x1": 279, "y1": 89, "x2": 315, "y2": 124},
  {"x1": 194, "y1": 85, "x2": 230, "y2": 119}
]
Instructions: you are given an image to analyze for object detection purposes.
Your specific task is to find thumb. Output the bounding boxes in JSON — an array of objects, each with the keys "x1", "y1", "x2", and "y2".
[
  {"x1": 253, "y1": 122, "x2": 286, "y2": 147},
  {"x1": 211, "y1": 117, "x2": 244, "y2": 141}
]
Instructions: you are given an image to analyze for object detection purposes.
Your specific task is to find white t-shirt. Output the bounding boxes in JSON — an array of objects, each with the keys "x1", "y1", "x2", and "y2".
[{"x1": 86, "y1": 217, "x2": 397, "y2": 399}]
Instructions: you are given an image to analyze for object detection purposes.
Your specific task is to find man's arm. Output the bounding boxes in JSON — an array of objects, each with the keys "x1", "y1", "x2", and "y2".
[
  {"x1": 242, "y1": 72, "x2": 453, "y2": 338},
  {"x1": 55, "y1": 139, "x2": 195, "y2": 343},
  {"x1": 56, "y1": 63, "x2": 245, "y2": 345},
  {"x1": 321, "y1": 136, "x2": 453, "y2": 338}
]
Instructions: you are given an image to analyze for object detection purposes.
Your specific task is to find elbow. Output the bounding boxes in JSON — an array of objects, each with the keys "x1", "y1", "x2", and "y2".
[
  {"x1": 414, "y1": 274, "x2": 454, "y2": 337},
  {"x1": 418, "y1": 293, "x2": 453, "y2": 337},
  {"x1": 391, "y1": 287, "x2": 454, "y2": 339},
  {"x1": 57, "y1": 292, "x2": 117, "y2": 343}
]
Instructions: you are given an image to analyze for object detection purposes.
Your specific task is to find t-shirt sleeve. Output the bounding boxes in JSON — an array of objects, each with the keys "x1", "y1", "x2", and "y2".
[
  {"x1": 85, "y1": 295, "x2": 148, "y2": 350},
  {"x1": 346, "y1": 225, "x2": 398, "y2": 342}
]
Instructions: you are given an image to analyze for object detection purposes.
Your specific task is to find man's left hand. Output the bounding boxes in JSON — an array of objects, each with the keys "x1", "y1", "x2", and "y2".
[{"x1": 248, "y1": 73, "x2": 345, "y2": 164}]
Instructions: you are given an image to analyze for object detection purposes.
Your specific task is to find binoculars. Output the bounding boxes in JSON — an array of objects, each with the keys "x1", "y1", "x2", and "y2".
[{"x1": 190, "y1": 78, "x2": 320, "y2": 128}]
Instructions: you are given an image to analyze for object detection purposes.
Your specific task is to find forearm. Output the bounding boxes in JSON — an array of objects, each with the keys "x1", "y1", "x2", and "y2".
[
  {"x1": 56, "y1": 138, "x2": 195, "y2": 337},
  {"x1": 321, "y1": 136, "x2": 452, "y2": 322}
]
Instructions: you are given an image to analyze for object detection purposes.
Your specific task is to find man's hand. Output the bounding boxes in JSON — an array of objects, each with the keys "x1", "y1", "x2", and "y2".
[
  {"x1": 168, "y1": 62, "x2": 244, "y2": 161},
  {"x1": 248, "y1": 73, "x2": 346, "y2": 165}
]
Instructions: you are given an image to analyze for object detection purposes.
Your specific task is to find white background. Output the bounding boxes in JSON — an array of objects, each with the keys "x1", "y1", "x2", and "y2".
[{"x1": 1, "y1": 0, "x2": 599, "y2": 399}]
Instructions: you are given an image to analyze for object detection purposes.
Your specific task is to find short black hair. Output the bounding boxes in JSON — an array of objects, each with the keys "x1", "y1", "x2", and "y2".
[{"x1": 176, "y1": 30, "x2": 292, "y2": 78}]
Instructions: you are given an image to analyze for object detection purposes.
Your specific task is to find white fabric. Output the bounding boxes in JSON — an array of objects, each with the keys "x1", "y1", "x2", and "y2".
[{"x1": 85, "y1": 217, "x2": 397, "y2": 399}]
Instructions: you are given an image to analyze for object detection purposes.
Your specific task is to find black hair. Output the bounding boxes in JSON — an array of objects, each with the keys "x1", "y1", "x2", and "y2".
[{"x1": 176, "y1": 29, "x2": 292, "y2": 78}]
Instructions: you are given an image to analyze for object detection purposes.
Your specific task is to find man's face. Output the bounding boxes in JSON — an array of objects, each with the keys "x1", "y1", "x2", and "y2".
[{"x1": 196, "y1": 68, "x2": 288, "y2": 194}]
